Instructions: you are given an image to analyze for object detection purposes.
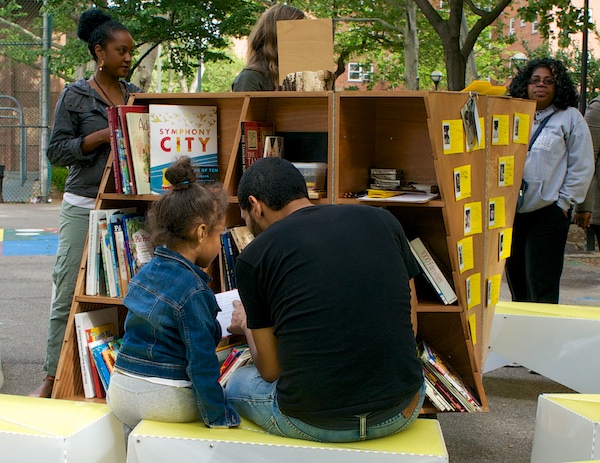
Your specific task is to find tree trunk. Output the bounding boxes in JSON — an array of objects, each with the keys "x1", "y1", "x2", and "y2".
[
  {"x1": 404, "y1": 0, "x2": 419, "y2": 90},
  {"x1": 131, "y1": 43, "x2": 159, "y2": 92}
]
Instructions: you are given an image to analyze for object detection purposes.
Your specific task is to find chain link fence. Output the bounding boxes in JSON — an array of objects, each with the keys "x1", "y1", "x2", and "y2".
[{"x1": 0, "y1": 1, "x2": 53, "y2": 203}]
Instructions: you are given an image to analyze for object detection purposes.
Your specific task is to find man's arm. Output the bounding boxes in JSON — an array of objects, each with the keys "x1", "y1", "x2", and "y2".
[{"x1": 228, "y1": 301, "x2": 281, "y2": 382}]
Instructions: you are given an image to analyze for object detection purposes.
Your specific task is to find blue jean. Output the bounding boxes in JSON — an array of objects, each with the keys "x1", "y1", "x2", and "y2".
[{"x1": 226, "y1": 365, "x2": 425, "y2": 443}]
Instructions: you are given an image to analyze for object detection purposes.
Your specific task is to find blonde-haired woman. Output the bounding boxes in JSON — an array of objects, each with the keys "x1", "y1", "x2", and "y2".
[{"x1": 232, "y1": 4, "x2": 305, "y2": 91}]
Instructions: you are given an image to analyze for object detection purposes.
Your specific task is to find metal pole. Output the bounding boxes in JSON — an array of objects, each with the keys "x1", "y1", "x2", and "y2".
[
  {"x1": 40, "y1": 5, "x2": 52, "y2": 202},
  {"x1": 580, "y1": 0, "x2": 589, "y2": 115}
]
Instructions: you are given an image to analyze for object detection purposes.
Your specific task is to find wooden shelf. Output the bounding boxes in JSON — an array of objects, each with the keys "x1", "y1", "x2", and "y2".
[{"x1": 54, "y1": 90, "x2": 536, "y2": 416}]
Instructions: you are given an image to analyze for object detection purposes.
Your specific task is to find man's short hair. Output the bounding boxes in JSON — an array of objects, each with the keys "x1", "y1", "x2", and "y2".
[{"x1": 238, "y1": 157, "x2": 308, "y2": 211}]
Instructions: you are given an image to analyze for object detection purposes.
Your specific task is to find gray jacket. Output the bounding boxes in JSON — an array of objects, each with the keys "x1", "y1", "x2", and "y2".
[
  {"x1": 47, "y1": 78, "x2": 140, "y2": 198},
  {"x1": 574, "y1": 97, "x2": 600, "y2": 224},
  {"x1": 520, "y1": 105, "x2": 594, "y2": 213}
]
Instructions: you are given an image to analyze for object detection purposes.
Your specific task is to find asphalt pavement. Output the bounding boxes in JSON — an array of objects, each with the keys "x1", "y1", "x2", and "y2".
[{"x1": 0, "y1": 201, "x2": 598, "y2": 462}]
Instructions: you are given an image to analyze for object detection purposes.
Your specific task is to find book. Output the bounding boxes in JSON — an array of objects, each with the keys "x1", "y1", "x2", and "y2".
[
  {"x1": 118, "y1": 105, "x2": 149, "y2": 195},
  {"x1": 90, "y1": 337, "x2": 115, "y2": 392},
  {"x1": 215, "y1": 288, "x2": 241, "y2": 338},
  {"x1": 149, "y1": 104, "x2": 219, "y2": 193},
  {"x1": 105, "y1": 208, "x2": 136, "y2": 295},
  {"x1": 409, "y1": 237, "x2": 457, "y2": 305},
  {"x1": 220, "y1": 230, "x2": 237, "y2": 290},
  {"x1": 85, "y1": 210, "x2": 103, "y2": 296},
  {"x1": 229, "y1": 226, "x2": 254, "y2": 253},
  {"x1": 126, "y1": 112, "x2": 151, "y2": 195},
  {"x1": 99, "y1": 219, "x2": 118, "y2": 298},
  {"x1": 112, "y1": 222, "x2": 130, "y2": 295},
  {"x1": 107, "y1": 106, "x2": 123, "y2": 194},
  {"x1": 115, "y1": 129, "x2": 133, "y2": 195},
  {"x1": 73, "y1": 307, "x2": 119, "y2": 398},
  {"x1": 241, "y1": 121, "x2": 275, "y2": 173},
  {"x1": 123, "y1": 214, "x2": 153, "y2": 276},
  {"x1": 86, "y1": 322, "x2": 118, "y2": 398}
]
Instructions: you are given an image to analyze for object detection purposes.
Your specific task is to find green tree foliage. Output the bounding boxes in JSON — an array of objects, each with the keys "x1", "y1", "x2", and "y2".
[
  {"x1": 202, "y1": 54, "x2": 245, "y2": 93},
  {"x1": 1, "y1": 0, "x2": 265, "y2": 82}
]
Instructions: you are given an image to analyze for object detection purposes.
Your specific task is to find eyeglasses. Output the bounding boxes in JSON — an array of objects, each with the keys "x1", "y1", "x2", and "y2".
[{"x1": 528, "y1": 77, "x2": 555, "y2": 86}]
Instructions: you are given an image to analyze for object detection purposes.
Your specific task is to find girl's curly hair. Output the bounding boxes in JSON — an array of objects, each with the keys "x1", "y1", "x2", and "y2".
[{"x1": 508, "y1": 58, "x2": 579, "y2": 110}]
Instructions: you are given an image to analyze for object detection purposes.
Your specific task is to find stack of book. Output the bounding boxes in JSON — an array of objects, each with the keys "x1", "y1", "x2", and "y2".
[
  {"x1": 74, "y1": 306, "x2": 122, "y2": 399},
  {"x1": 218, "y1": 346, "x2": 253, "y2": 386},
  {"x1": 420, "y1": 340, "x2": 482, "y2": 412},
  {"x1": 85, "y1": 208, "x2": 154, "y2": 298},
  {"x1": 108, "y1": 105, "x2": 151, "y2": 195}
]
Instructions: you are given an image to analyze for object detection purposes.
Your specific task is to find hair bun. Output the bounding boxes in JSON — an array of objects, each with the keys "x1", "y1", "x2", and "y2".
[
  {"x1": 77, "y1": 9, "x2": 112, "y2": 43},
  {"x1": 164, "y1": 156, "x2": 197, "y2": 189}
]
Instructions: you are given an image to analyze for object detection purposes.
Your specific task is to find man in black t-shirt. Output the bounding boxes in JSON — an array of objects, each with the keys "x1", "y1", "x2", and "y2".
[{"x1": 226, "y1": 158, "x2": 424, "y2": 443}]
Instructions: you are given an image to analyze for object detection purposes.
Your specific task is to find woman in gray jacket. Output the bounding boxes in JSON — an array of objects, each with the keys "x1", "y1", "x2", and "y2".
[
  {"x1": 505, "y1": 58, "x2": 594, "y2": 303},
  {"x1": 29, "y1": 9, "x2": 140, "y2": 398}
]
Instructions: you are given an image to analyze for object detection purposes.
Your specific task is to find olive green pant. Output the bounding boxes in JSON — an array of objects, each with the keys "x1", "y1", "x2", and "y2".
[{"x1": 43, "y1": 201, "x2": 90, "y2": 376}]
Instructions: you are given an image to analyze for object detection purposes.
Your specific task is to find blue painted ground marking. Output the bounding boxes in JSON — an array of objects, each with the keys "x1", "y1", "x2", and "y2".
[{"x1": 0, "y1": 228, "x2": 59, "y2": 256}]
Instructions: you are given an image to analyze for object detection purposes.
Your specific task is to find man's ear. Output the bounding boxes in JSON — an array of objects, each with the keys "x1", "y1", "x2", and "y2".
[{"x1": 248, "y1": 196, "x2": 264, "y2": 218}]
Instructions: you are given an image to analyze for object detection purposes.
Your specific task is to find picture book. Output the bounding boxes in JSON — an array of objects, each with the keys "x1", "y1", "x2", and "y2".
[
  {"x1": 241, "y1": 121, "x2": 275, "y2": 172},
  {"x1": 118, "y1": 105, "x2": 149, "y2": 195},
  {"x1": 74, "y1": 306, "x2": 119, "y2": 398},
  {"x1": 149, "y1": 104, "x2": 218, "y2": 194},
  {"x1": 86, "y1": 322, "x2": 118, "y2": 398},
  {"x1": 107, "y1": 106, "x2": 123, "y2": 194},
  {"x1": 126, "y1": 112, "x2": 151, "y2": 195},
  {"x1": 123, "y1": 214, "x2": 154, "y2": 276},
  {"x1": 90, "y1": 337, "x2": 114, "y2": 392}
]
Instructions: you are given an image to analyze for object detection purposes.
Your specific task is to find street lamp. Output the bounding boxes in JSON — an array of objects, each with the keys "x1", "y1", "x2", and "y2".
[
  {"x1": 511, "y1": 52, "x2": 527, "y2": 70},
  {"x1": 430, "y1": 70, "x2": 443, "y2": 91}
]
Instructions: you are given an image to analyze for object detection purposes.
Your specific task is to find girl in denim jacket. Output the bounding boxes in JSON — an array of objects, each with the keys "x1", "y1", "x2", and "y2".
[{"x1": 107, "y1": 157, "x2": 240, "y2": 435}]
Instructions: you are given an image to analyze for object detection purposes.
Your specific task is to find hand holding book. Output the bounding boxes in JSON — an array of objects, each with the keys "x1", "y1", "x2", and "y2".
[{"x1": 226, "y1": 300, "x2": 247, "y2": 336}]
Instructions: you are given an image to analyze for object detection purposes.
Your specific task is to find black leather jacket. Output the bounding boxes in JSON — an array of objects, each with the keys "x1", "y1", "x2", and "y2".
[{"x1": 47, "y1": 78, "x2": 140, "y2": 198}]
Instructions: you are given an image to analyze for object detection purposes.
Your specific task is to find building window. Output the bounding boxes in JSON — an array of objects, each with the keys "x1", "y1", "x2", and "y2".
[
  {"x1": 348, "y1": 62, "x2": 373, "y2": 83},
  {"x1": 520, "y1": 19, "x2": 526, "y2": 27},
  {"x1": 509, "y1": 18, "x2": 515, "y2": 35},
  {"x1": 532, "y1": 21, "x2": 538, "y2": 34}
]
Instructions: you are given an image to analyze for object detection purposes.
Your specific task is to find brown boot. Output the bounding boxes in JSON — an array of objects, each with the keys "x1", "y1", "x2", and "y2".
[{"x1": 28, "y1": 375, "x2": 55, "y2": 398}]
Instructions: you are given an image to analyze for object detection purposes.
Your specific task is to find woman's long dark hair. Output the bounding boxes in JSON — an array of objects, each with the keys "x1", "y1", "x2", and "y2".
[{"x1": 508, "y1": 57, "x2": 579, "y2": 110}]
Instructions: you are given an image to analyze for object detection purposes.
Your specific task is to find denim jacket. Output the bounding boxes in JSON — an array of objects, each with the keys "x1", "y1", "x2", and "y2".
[
  {"x1": 47, "y1": 78, "x2": 140, "y2": 198},
  {"x1": 116, "y1": 246, "x2": 241, "y2": 428}
]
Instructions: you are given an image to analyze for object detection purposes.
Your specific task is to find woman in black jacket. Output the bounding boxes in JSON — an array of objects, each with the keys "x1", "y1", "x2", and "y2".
[{"x1": 29, "y1": 8, "x2": 140, "y2": 398}]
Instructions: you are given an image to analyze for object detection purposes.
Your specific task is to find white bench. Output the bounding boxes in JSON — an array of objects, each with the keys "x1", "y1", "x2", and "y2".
[
  {"x1": 0, "y1": 394, "x2": 126, "y2": 463},
  {"x1": 485, "y1": 301, "x2": 600, "y2": 392},
  {"x1": 127, "y1": 417, "x2": 448, "y2": 463},
  {"x1": 531, "y1": 394, "x2": 600, "y2": 463}
]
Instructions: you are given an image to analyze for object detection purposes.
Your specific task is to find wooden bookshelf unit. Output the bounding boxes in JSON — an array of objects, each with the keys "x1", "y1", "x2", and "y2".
[{"x1": 52, "y1": 90, "x2": 535, "y2": 415}]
